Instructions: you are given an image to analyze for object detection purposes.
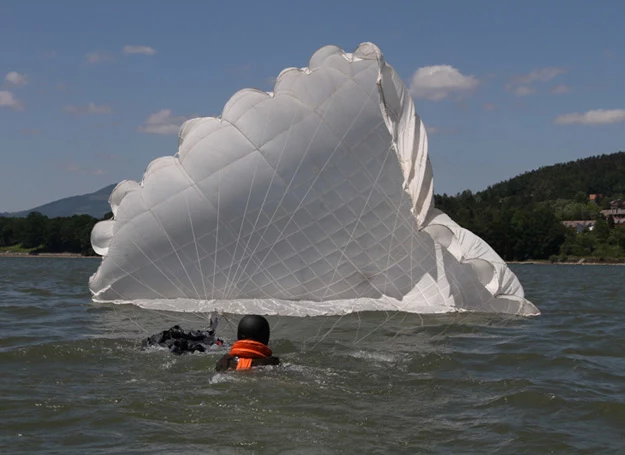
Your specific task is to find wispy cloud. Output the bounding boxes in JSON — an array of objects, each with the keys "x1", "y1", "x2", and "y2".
[
  {"x1": 138, "y1": 109, "x2": 189, "y2": 135},
  {"x1": 4, "y1": 71, "x2": 28, "y2": 87},
  {"x1": 510, "y1": 67, "x2": 566, "y2": 85},
  {"x1": 0, "y1": 91, "x2": 24, "y2": 110},
  {"x1": 409, "y1": 65, "x2": 479, "y2": 101},
  {"x1": 19, "y1": 128, "x2": 40, "y2": 135},
  {"x1": 550, "y1": 84, "x2": 570, "y2": 94},
  {"x1": 63, "y1": 103, "x2": 112, "y2": 115},
  {"x1": 482, "y1": 102, "x2": 497, "y2": 111},
  {"x1": 64, "y1": 161, "x2": 106, "y2": 176},
  {"x1": 96, "y1": 153, "x2": 127, "y2": 162},
  {"x1": 264, "y1": 76, "x2": 277, "y2": 90},
  {"x1": 123, "y1": 45, "x2": 156, "y2": 55},
  {"x1": 506, "y1": 67, "x2": 567, "y2": 96},
  {"x1": 86, "y1": 52, "x2": 113, "y2": 64},
  {"x1": 229, "y1": 63, "x2": 252, "y2": 74},
  {"x1": 424, "y1": 124, "x2": 459, "y2": 135},
  {"x1": 509, "y1": 86, "x2": 535, "y2": 97},
  {"x1": 554, "y1": 109, "x2": 625, "y2": 125}
]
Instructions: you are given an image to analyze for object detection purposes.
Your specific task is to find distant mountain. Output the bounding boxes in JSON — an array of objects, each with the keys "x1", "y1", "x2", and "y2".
[{"x1": 1, "y1": 184, "x2": 117, "y2": 219}]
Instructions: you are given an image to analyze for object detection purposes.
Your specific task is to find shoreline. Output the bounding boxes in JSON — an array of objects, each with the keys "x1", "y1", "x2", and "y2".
[
  {"x1": 508, "y1": 259, "x2": 625, "y2": 266},
  {"x1": 0, "y1": 252, "x2": 98, "y2": 258},
  {"x1": 1, "y1": 252, "x2": 623, "y2": 265}
]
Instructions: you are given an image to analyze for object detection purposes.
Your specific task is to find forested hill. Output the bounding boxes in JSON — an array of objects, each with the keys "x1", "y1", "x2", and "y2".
[
  {"x1": 435, "y1": 151, "x2": 625, "y2": 262},
  {"x1": 467, "y1": 151, "x2": 625, "y2": 205}
]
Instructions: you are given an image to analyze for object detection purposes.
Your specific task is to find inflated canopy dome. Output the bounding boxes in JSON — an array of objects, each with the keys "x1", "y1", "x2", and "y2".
[{"x1": 89, "y1": 42, "x2": 539, "y2": 317}]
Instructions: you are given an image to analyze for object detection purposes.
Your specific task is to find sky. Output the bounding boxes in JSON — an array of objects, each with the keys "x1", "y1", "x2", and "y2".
[{"x1": 1, "y1": 0, "x2": 624, "y2": 212}]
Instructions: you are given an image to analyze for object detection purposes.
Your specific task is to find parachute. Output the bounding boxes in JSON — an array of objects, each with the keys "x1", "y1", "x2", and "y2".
[{"x1": 88, "y1": 42, "x2": 539, "y2": 317}]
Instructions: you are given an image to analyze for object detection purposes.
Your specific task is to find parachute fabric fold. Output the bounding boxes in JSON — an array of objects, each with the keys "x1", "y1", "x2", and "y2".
[{"x1": 89, "y1": 42, "x2": 539, "y2": 317}]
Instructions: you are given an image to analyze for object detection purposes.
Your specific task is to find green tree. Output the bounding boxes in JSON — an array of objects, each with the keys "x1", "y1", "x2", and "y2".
[{"x1": 21, "y1": 212, "x2": 48, "y2": 249}]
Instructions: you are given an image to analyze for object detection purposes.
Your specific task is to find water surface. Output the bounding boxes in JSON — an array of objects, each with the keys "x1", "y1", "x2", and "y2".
[{"x1": 0, "y1": 258, "x2": 623, "y2": 454}]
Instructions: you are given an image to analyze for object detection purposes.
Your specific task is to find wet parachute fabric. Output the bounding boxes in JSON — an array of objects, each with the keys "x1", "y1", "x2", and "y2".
[{"x1": 89, "y1": 43, "x2": 539, "y2": 317}]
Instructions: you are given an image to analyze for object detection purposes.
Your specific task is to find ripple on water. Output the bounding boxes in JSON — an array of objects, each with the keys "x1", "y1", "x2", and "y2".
[{"x1": 1, "y1": 260, "x2": 625, "y2": 454}]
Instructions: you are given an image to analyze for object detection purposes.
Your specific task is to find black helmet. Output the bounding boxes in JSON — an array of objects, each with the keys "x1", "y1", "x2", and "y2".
[{"x1": 237, "y1": 315, "x2": 270, "y2": 345}]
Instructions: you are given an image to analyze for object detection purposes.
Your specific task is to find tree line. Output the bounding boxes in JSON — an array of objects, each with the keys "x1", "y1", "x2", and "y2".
[
  {"x1": 2, "y1": 201, "x2": 624, "y2": 261},
  {"x1": 435, "y1": 151, "x2": 625, "y2": 262},
  {"x1": 435, "y1": 191, "x2": 625, "y2": 262},
  {"x1": 0, "y1": 211, "x2": 112, "y2": 256},
  {"x1": 2, "y1": 152, "x2": 624, "y2": 260}
]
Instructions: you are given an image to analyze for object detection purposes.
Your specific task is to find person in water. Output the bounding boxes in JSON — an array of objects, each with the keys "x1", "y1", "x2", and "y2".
[{"x1": 215, "y1": 314, "x2": 281, "y2": 371}]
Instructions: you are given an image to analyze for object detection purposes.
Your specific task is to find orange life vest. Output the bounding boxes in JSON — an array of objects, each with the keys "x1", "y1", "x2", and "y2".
[{"x1": 228, "y1": 339, "x2": 273, "y2": 370}]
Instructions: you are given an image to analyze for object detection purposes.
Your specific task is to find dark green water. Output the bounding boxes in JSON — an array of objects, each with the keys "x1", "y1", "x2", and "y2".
[{"x1": 0, "y1": 258, "x2": 623, "y2": 454}]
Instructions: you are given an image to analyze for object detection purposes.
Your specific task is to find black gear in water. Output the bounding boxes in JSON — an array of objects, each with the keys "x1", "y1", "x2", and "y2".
[{"x1": 142, "y1": 325, "x2": 224, "y2": 355}]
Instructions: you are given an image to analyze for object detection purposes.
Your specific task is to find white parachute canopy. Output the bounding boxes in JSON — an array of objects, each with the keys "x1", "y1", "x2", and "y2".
[{"x1": 89, "y1": 42, "x2": 539, "y2": 317}]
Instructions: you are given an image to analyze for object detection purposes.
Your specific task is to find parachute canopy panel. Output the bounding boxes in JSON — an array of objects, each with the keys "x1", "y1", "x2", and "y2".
[{"x1": 88, "y1": 43, "x2": 539, "y2": 317}]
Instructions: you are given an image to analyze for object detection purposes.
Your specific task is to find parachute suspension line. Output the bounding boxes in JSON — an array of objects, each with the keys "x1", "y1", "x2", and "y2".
[
  {"x1": 309, "y1": 313, "x2": 348, "y2": 351},
  {"x1": 223, "y1": 112, "x2": 299, "y2": 300},
  {"x1": 381, "y1": 161, "x2": 408, "y2": 298},
  {"x1": 353, "y1": 310, "x2": 401, "y2": 345},
  {"x1": 184, "y1": 174, "x2": 208, "y2": 301},
  {"x1": 173, "y1": 156, "x2": 229, "y2": 300},
  {"x1": 150, "y1": 209, "x2": 202, "y2": 299},
  {"x1": 320, "y1": 133, "x2": 395, "y2": 300},
  {"x1": 177, "y1": 157, "x2": 272, "y2": 301},
  {"x1": 110, "y1": 304, "x2": 149, "y2": 338},
  {"x1": 228, "y1": 84, "x2": 344, "y2": 294},
  {"x1": 117, "y1": 231, "x2": 189, "y2": 299},
  {"x1": 211, "y1": 170, "x2": 221, "y2": 301},
  {"x1": 387, "y1": 310, "x2": 413, "y2": 342},
  {"x1": 219, "y1": 313, "x2": 239, "y2": 340},
  {"x1": 221, "y1": 159, "x2": 260, "y2": 298},
  {"x1": 131, "y1": 191, "x2": 198, "y2": 297},
  {"x1": 139, "y1": 306, "x2": 209, "y2": 331},
  {"x1": 306, "y1": 316, "x2": 334, "y2": 348},
  {"x1": 137, "y1": 188, "x2": 202, "y2": 299},
  {"x1": 241, "y1": 80, "x2": 381, "y2": 293},
  {"x1": 410, "y1": 194, "x2": 415, "y2": 302},
  {"x1": 353, "y1": 310, "x2": 362, "y2": 344}
]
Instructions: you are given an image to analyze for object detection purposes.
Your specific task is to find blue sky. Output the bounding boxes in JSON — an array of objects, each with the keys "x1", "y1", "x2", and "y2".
[{"x1": 1, "y1": 0, "x2": 624, "y2": 212}]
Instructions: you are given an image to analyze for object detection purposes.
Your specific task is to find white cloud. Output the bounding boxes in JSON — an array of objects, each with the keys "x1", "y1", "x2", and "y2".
[
  {"x1": 506, "y1": 67, "x2": 566, "y2": 96},
  {"x1": 64, "y1": 103, "x2": 112, "y2": 115},
  {"x1": 86, "y1": 52, "x2": 113, "y2": 64},
  {"x1": 123, "y1": 45, "x2": 156, "y2": 55},
  {"x1": 424, "y1": 125, "x2": 439, "y2": 134},
  {"x1": 554, "y1": 109, "x2": 625, "y2": 125},
  {"x1": 5, "y1": 71, "x2": 28, "y2": 87},
  {"x1": 0, "y1": 91, "x2": 24, "y2": 110},
  {"x1": 510, "y1": 86, "x2": 535, "y2": 97},
  {"x1": 138, "y1": 109, "x2": 188, "y2": 135},
  {"x1": 409, "y1": 65, "x2": 479, "y2": 101},
  {"x1": 550, "y1": 84, "x2": 570, "y2": 94}
]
